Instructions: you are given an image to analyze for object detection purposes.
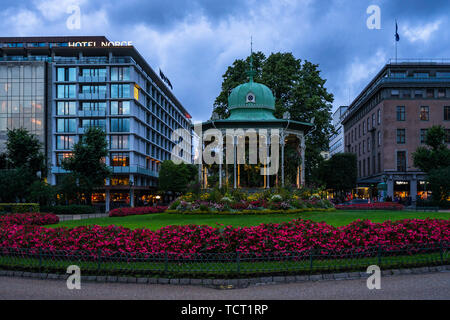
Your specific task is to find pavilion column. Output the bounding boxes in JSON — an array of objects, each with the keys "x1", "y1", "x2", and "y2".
[
  {"x1": 233, "y1": 135, "x2": 237, "y2": 189},
  {"x1": 219, "y1": 161, "x2": 222, "y2": 188},
  {"x1": 281, "y1": 133, "x2": 285, "y2": 187},
  {"x1": 266, "y1": 135, "x2": 270, "y2": 189},
  {"x1": 300, "y1": 133, "x2": 306, "y2": 186},
  {"x1": 198, "y1": 140, "x2": 203, "y2": 189}
]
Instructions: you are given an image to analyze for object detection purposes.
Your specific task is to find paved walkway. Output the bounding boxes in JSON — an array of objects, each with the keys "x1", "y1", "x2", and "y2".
[{"x1": 1, "y1": 271, "x2": 448, "y2": 300}]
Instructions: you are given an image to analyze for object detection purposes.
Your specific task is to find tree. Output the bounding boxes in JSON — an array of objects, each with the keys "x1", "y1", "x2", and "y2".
[
  {"x1": 0, "y1": 167, "x2": 35, "y2": 203},
  {"x1": 158, "y1": 160, "x2": 197, "y2": 193},
  {"x1": 318, "y1": 153, "x2": 357, "y2": 200},
  {"x1": 28, "y1": 180, "x2": 57, "y2": 206},
  {"x1": 212, "y1": 52, "x2": 335, "y2": 185},
  {"x1": 61, "y1": 127, "x2": 110, "y2": 204},
  {"x1": 413, "y1": 125, "x2": 450, "y2": 205},
  {"x1": 6, "y1": 128, "x2": 45, "y2": 175}
]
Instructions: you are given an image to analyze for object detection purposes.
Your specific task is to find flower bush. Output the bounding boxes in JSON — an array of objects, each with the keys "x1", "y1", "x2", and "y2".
[
  {"x1": 170, "y1": 187, "x2": 334, "y2": 214},
  {"x1": 335, "y1": 202, "x2": 405, "y2": 210},
  {"x1": 108, "y1": 206, "x2": 167, "y2": 217},
  {"x1": 0, "y1": 219, "x2": 448, "y2": 256},
  {"x1": 0, "y1": 212, "x2": 59, "y2": 226}
]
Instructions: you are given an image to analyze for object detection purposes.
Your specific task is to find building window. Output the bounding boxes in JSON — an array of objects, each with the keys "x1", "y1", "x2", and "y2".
[
  {"x1": 377, "y1": 153, "x2": 381, "y2": 173},
  {"x1": 81, "y1": 119, "x2": 105, "y2": 130},
  {"x1": 110, "y1": 135, "x2": 129, "y2": 149},
  {"x1": 110, "y1": 101, "x2": 130, "y2": 115},
  {"x1": 426, "y1": 89, "x2": 434, "y2": 98},
  {"x1": 415, "y1": 90, "x2": 424, "y2": 98},
  {"x1": 110, "y1": 67, "x2": 130, "y2": 81},
  {"x1": 378, "y1": 131, "x2": 381, "y2": 146},
  {"x1": 396, "y1": 129, "x2": 406, "y2": 144},
  {"x1": 81, "y1": 101, "x2": 106, "y2": 112},
  {"x1": 420, "y1": 106, "x2": 429, "y2": 121},
  {"x1": 57, "y1": 67, "x2": 76, "y2": 82},
  {"x1": 367, "y1": 157, "x2": 370, "y2": 176},
  {"x1": 397, "y1": 151, "x2": 407, "y2": 172},
  {"x1": 362, "y1": 122, "x2": 365, "y2": 135},
  {"x1": 81, "y1": 68, "x2": 106, "y2": 78},
  {"x1": 56, "y1": 135, "x2": 74, "y2": 150},
  {"x1": 56, "y1": 118, "x2": 76, "y2": 133},
  {"x1": 57, "y1": 85, "x2": 76, "y2": 98},
  {"x1": 420, "y1": 129, "x2": 428, "y2": 144},
  {"x1": 111, "y1": 84, "x2": 130, "y2": 98},
  {"x1": 444, "y1": 106, "x2": 450, "y2": 120},
  {"x1": 367, "y1": 138, "x2": 370, "y2": 153},
  {"x1": 110, "y1": 176, "x2": 129, "y2": 186},
  {"x1": 363, "y1": 140, "x2": 365, "y2": 154},
  {"x1": 110, "y1": 118, "x2": 130, "y2": 132},
  {"x1": 396, "y1": 106, "x2": 405, "y2": 121},
  {"x1": 446, "y1": 129, "x2": 450, "y2": 144},
  {"x1": 438, "y1": 88, "x2": 446, "y2": 98},
  {"x1": 56, "y1": 152, "x2": 73, "y2": 166},
  {"x1": 110, "y1": 152, "x2": 129, "y2": 167},
  {"x1": 57, "y1": 101, "x2": 76, "y2": 115},
  {"x1": 372, "y1": 114, "x2": 375, "y2": 127}
]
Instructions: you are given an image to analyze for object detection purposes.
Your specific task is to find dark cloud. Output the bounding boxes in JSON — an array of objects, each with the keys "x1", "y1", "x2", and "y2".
[{"x1": 1, "y1": 0, "x2": 449, "y2": 119}]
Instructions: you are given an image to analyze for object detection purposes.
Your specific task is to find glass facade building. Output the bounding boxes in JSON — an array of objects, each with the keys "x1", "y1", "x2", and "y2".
[{"x1": 0, "y1": 36, "x2": 193, "y2": 209}]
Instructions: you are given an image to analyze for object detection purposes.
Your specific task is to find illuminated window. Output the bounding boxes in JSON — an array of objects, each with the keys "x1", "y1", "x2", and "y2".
[
  {"x1": 56, "y1": 152, "x2": 73, "y2": 166},
  {"x1": 420, "y1": 106, "x2": 429, "y2": 121},
  {"x1": 56, "y1": 135, "x2": 74, "y2": 150},
  {"x1": 110, "y1": 135, "x2": 129, "y2": 149},
  {"x1": 110, "y1": 152, "x2": 129, "y2": 167}
]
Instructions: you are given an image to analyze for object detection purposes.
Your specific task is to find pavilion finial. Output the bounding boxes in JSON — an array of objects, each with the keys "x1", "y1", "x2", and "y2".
[{"x1": 247, "y1": 36, "x2": 256, "y2": 82}]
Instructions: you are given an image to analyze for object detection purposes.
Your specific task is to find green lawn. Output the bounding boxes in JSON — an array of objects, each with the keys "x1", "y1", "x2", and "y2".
[{"x1": 48, "y1": 210, "x2": 450, "y2": 230}]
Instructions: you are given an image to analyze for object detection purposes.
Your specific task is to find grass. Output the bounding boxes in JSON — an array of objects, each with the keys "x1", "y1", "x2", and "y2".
[{"x1": 47, "y1": 210, "x2": 450, "y2": 230}]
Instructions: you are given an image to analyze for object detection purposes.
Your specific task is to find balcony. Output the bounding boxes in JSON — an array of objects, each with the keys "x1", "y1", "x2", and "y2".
[
  {"x1": 78, "y1": 109, "x2": 106, "y2": 117},
  {"x1": 78, "y1": 76, "x2": 107, "y2": 82},
  {"x1": 78, "y1": 125, "x2": 106, "y2": 134},
  {"x1": 111, "y1": 166, "x2": 158, "y2": 177},
  {"x1": 78, "y1": 92, "x2": 107, "y2": 99}
]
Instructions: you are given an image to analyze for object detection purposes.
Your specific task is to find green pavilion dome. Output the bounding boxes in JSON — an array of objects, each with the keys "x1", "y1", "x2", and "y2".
[{"x1": 226, "y1": 61, "x2": 277, "y2": 120}]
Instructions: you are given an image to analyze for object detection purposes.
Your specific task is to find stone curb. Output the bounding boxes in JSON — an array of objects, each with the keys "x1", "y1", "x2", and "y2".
[{"x1": 0, "y1": 265, "x2": 448, "y2": 288}]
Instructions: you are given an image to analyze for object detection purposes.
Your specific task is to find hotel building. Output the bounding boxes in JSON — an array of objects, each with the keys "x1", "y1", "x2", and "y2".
[
  {"x1": 0, "y1": 36, "x2": 193, "y2": 209},
  {"x1": 329, "y1": 105, "x2": 348, "y2": 156},
  {"x1": 342, "y1": 60, "x2": 450, "y2": 202}
]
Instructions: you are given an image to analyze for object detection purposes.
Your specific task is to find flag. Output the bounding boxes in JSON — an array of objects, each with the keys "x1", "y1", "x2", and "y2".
[{"x1": 395, "y1": 21, "x2": 400, "y2": 42}]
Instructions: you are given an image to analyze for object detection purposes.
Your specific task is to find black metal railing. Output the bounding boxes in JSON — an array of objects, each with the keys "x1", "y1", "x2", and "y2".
[{"x1": 0, "y1": 242, "x2": 447, "y2": 278}]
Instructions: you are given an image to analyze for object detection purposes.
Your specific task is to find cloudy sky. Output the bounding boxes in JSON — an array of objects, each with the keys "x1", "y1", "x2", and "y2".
[{"x1": 2, "y1": 0, "x2": 449, "y2": 121}]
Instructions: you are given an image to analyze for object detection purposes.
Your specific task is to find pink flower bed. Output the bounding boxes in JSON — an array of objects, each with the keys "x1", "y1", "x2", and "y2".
[
  {"x1": 335, "y1": 202, "x2": 404, "y2": 210},
  {"x1": 0, "y1": 219, "x2": 448, "y2": 257},
  {"x1": 109, "y1": 206, "x2": 168, "y2": 217},
  {"x1": 0, "y1": 212, "x2": 59, "y2": 226}
]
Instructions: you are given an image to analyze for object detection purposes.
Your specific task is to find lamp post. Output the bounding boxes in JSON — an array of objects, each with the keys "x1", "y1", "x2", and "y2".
[{"x1": 129, "y1": 179, "x2": 134, "y2": 208}]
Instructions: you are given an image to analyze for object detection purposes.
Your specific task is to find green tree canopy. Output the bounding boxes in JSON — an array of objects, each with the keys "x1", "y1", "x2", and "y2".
[
  {"x1": 61, "y1": 127, "x2": 110, "y2": 204},
  {"x1": 6, "y1": 128, "x2": 45, "y2": 175},
  {"x1": 212, "y1": 52, "x2": 335, "y2": 185},
  {"x1": 413, "y1": 125, "x2": 450, "y2": 205},
  {"x1": 318, "y1": 153, "x2": 357, "y2": 195},
  {"x1": 158, "y1": 160, "x2": 198, "y2": 193}
]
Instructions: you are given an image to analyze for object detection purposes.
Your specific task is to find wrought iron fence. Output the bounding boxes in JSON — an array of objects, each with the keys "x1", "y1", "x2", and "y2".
[{"x1": 0, "y1": 242, "x2": 447, "y2": 278}]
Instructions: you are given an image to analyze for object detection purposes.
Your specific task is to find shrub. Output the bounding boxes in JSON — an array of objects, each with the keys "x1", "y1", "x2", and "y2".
[
  {"x1": 0, "y1": 212, "x2": 59, "y2": 226},
  {"x1": 0, "y1": 203, "x2": 40, "y2": 214},
  {"x1": 335, "y1": 202, "x2": 404, "y2": 210},
  {"x1": 40, "y1": 205, "x2": 95, "y2": 215},
  {"x1": 109, "y1": 206, "x2": 167, "y2": 217}
]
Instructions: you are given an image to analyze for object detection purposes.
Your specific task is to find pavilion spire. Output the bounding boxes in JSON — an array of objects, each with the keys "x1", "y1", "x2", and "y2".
[{"x1": 247, "y1": 36, "x2": 256, "y2": 82}]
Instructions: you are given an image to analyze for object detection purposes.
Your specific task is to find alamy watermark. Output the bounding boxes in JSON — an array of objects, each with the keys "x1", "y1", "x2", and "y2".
[
  {"x1": 66, "y1": 265, "x2": 81, "y2": 290},
  {"x1": 366, "y1": 265, "x2": 381, "y2": 290},
  {"x1": 171, "y1": 124, "x2": 287, "y2": 176}
]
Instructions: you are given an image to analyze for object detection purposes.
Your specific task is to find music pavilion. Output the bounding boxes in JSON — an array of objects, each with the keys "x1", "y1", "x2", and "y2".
[{"x1": 198, "y1": 57, "x2": 313, "y2": 189}]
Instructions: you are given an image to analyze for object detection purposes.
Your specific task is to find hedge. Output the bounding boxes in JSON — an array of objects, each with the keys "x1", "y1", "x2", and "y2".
[
  {"x1": 109, "y1": 206, "x2": 168, "y2": 217},
  {"x1": 0, "y1": 203, "x2": 40, "y2": 214},
  {"x1": 165, "y1": 208, "x2": 336, "y2": 215},
  {"x1": 40, "y1": 205, "x2": 96, "y2": 215}
]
